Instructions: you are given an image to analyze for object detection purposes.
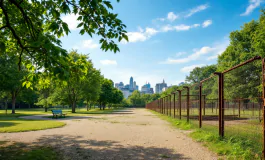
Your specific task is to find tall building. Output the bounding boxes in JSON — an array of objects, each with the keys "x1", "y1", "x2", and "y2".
[
  {"x1": 155, "y1": 79, "x2": 167, "y2": 93},
  {"x1": 115, "y1": 76, "x2": 138, "y2": 99},
  {"x1": 129, "y1": 76, "x2": 133, "y2": 90},
  {"x1": 141, "y1": 82, "x2": 153, "y2": 94}
]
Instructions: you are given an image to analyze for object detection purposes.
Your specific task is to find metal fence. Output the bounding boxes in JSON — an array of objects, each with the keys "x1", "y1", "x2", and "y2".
[{"x1": 146, "y1": 56, "x2": 265, "y2": 158}]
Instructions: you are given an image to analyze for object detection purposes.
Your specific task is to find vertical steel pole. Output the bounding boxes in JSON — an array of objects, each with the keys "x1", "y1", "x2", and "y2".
[
  {"x1": 178, "y1": 91, "x2": 182, "y2": 119},
  {"x1": 173, "y1": 93, "x2": 176, "y2": 118},
  {"x1": 167, "y1": 96, "x2": 169, "y2": 116},
  {"x1": 199, "y1": 83, "x2": 202, "y2": 128},
  {"x1": 215, "y1": 72, "x2": 223, "y2": 137},
  {"x1": 220, "y1": 73, "x2": 225, "y2": 137},
  {"x1": 169, "y1": 95, "x2": 172, "y2": 117},
  {"x1": 203, "y1": 95, "x2": 206, "y2": 116}
]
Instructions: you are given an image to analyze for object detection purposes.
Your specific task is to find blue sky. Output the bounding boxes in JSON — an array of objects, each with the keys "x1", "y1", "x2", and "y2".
[{"x1": 60, "y1": 0, "x2": 263, "y2": 90}]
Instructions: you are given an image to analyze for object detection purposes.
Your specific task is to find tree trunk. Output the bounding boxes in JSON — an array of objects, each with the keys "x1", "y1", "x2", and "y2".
[
  {"x1": 86, "y1": 101, "x2": 89, "y2": 111},
  {"x1": 45, "y1": 107, "x2": 48, "y2": 112},
  {"x1": 89, "y1": 103, "x2": 92, "y2": 110},
  {"x1": 11, "y1": 92, "x2": 16, "y2": 114},
  {"x1": 28, "y1": 103, "x2": 31, "y2": 108},
  {"x1": 72, "y1": 101, "x2": 76, "y2": 113}
]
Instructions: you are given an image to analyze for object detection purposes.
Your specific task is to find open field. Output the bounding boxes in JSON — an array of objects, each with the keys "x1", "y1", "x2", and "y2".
[
  {"x1": 0, "y1": 108, "x2": 124, "y2": 133},
  {"x1": 0, "y1": 108, "x2": 216, "y2": 160}
]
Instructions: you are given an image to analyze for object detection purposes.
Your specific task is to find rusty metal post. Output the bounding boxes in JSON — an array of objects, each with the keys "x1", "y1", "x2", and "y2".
[
  {"x1": 262, "y1": 59, "x2": 265, "y2": 159},
  {"x1": 161, "y1": 97, "x2": 164, "y2": 114},
  {"x1": 221, "y1": 73, "x2": 224, "y2": 137},
  {"x1": 167, "y1": 96, "x2": 169, "y2": 116},
  {"x1": 173, "y1": 93, "x2": 176, "y2": 118},
  {"x1": 215, "y1": 72, "x2": 224, "y2": 137},
  {"x1": 203, "y1": 95, "x2": 206, "y2": 116},
  {"x1": 184, "y1": 86, "x2": 190, "y2": 122},
  {"x1": 160, "y1": 98, "x2": 162, "y2": 113},
  {"x1": 169, "y1": 95, "x2": 172, "y2": 117},
  {"x1": 177, "y1": 90, "x2": 182, "y2": 119},
  {"x1": 199, "y1": 83, "x2": 202, "y2": 128}
]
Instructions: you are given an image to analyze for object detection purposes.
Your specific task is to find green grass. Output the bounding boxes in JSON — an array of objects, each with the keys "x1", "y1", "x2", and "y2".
[
  {"x1": 150, "y1": 110, "x2": 262, "y2": 159},
  {"x1": 0, "y1": 143, "x2": 59, "y2": 160},
  {"x1": 0, "y1": 109, "x2": 66, "y2": 133},
  {"x1": 0, "y1": 117, "x2": 65, "y2": 133},
  {"x1": 0, "y1": 108, "x2": 125, "y2": 132}
]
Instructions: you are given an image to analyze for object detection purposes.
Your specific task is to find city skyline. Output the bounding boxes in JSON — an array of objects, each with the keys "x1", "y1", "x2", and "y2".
[{"x1": 60, "y1": 0, "x2": 262, "y2": 88}]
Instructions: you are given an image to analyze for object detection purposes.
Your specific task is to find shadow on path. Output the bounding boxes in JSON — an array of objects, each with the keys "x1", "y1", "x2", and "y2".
[{"x1": 26, "y1": 134, "x2": 189, "y2": 160}]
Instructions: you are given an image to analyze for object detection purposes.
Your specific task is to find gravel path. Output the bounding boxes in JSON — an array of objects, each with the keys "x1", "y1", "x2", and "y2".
[{"x1": 0, "y1": 108, "x2": 217, "y2": 160}]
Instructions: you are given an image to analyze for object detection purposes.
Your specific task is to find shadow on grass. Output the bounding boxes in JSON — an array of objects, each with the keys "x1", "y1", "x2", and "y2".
[
  {"x1": 0, "y1": 122, "x2": 18, "y2": 127},
  {"x1": 42, "y1": 116, "x2": 99, "y2": 120},
  {"x1": 0, "y1": 142, "x2": 59, "y2": 160},
  {"x1": 0, "y1": 134, "x2": 189, "y2": 160}
]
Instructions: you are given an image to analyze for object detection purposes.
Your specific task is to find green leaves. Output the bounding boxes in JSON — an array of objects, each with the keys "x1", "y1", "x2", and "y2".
[
  {"x1": 1, "y1": 0, "x2": 128, "y2": 76},
  {"x1": 0, "y1": 41, "x2": 5, "y2": 53}
]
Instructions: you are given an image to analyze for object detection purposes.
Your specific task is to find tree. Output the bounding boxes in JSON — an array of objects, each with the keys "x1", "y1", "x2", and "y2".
[
  {"x1": 98, "y1": 79, "x2": 115, "y2": 110},
  {"x1": 0, "y1": 0, "x2": 128, "y2": 75},
  {"x1": 0, "y1": 54, "x2": 28, "y2": 114},
  {"x1": 110, "y1": 88, "x2": 123, "y2": 107},
  {"x1": 62, "y1": 50, "x2": 93, "y2": 113},
  {"x1": 185, "y1": 65, "x2": 217, "y2": 84},
  {"x1": 82, "y1": 68, "x2": 102, "y2": 111},
  {"x1": 128, "y1": 90, "x2": 145, "y2": 107}
]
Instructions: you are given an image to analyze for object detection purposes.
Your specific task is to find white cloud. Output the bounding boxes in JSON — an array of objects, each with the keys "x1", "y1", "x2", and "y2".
[
  {"x1": 206, "y1": 39, "x2": 230, "y2": 60},
  {"x1": 175, "y1": 24, "x2": 192, "y2": 31},
  {"x1": 185, "y1": 4, "x2": 209, "y2": 18},
  {"x1": 157, "y1": 12, "x2": 178, "y2": 22},
  {"x1": 167, "y1": 12, "x2": 178, "y2": 21},
  {"x1": 61, "y1": 14, "x2": 80, "y2": 30},
  {"x1": 122, "y1": 27, "x2": 158, "y2": 44},
  {"x1": 100, "y1": 60, "x2": 117, "y2": 65},
  {"x1": 240, "y1": 0, "x2": 263, "y2": 16},
  {"x1": 162, "y1": 46, "x2": 216, "y2": 64},
  {"x1": 202, "y1": 20, "x2": 212, "y2": 28},
  {"x1": 176, "y1": 52, "x2": 186, "y2": 57},
  {"x1": 161, "y1": 23, "x2": 200, "y2": 32},
  {"x1": 181, "y1": 64, "x2": 206, "y2": 73},
  {"x1": 82, "y1": 40, "x2": 99, "y2": 49}
]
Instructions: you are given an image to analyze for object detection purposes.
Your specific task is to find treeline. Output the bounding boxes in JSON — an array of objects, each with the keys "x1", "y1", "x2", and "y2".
[
  {"x1": 160, "y1": 10, "x2": 265, "y2": 101},
  {"x1": 0, "y1": 1, "x2": 128, "y2": 113},
  {"x1": 0, "y1": 50, "x2": 124, "y2": 113}
]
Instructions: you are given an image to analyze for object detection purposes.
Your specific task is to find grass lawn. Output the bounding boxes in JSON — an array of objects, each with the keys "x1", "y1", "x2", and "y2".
[
  {"x1": 0, "y1": 141, "x2": 59, "y2": 160},
  {"x1": 0, "y1": 107, "x2": 125, "y2": 132},
  {"x1": 150, "y1": 110, "x2": 262, "y2": 159}
]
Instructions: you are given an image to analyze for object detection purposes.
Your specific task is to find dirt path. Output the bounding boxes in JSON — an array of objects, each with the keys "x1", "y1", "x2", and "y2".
[{"x1": 0, "y1": 109, "x2": 217, "y2": 160}]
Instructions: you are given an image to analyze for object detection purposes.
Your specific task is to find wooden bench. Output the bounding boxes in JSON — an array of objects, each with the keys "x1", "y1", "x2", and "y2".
[{"x1": 51, "y1": 110, "x2": 66, "y2": 119}]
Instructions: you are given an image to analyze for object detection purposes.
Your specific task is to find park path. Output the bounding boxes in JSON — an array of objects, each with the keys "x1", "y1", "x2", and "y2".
[{"x1": 0, "y1": 108, "x2": 217, "y2": 160}]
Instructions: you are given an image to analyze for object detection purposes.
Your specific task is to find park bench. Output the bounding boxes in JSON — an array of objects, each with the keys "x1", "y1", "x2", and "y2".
[{"x1": 51, "y1": 110, "x2": 66, "y2": 119}]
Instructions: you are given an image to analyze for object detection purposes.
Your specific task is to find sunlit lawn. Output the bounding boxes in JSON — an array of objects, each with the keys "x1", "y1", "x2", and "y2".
[{"x1": 0, "y1": 107, "x2": 124, "y2": 132}]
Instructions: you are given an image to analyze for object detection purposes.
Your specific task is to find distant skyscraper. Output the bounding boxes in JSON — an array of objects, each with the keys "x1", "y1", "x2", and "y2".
[
  {"x1": 133, "y1": 81, "x2": 136, "y2": 90},
  {"x1": 155, "y1": 79, "x2": 167, "y2": 93},
  {"x1": 141, "y1": 82, "x2": 153, "y2": 94},
  {"x1": 130, "y1": 76, "x2": 133, "y2": 90}
]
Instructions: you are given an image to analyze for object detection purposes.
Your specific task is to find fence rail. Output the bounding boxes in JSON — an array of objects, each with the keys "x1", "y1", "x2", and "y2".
[{"x1": 146, "y1": 56, "x2": 265, "y2": 158}]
